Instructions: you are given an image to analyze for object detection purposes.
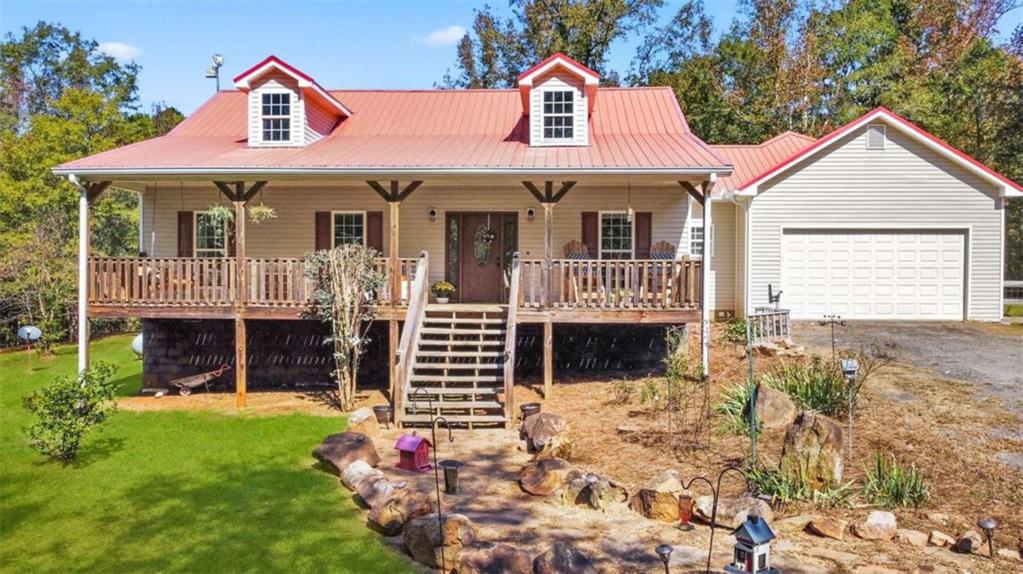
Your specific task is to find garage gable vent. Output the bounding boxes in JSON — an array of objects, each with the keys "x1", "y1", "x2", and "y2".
[{"x1": 866, "y1": 124, "x2": 886, "y2": 150}]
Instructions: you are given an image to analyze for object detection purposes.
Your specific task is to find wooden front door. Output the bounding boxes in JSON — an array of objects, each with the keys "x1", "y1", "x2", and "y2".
[{"x1": 446, "y1": 212, "x2": 517, "y2": 303}]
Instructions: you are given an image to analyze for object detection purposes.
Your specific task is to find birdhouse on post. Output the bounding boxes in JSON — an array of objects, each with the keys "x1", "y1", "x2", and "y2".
[
  {"x1": 724, "y1": 515, "x2": 778, "y2": 574},
  {"x1": 394, "y1": 433, "x2": 431, "y2": 472}
]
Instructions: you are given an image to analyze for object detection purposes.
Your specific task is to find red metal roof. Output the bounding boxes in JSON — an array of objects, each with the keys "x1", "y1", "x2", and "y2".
[
  {"x1": 711, "y1": 131, "x2": 816, "y2": 191},
  {"x1": 57, "y1": 86, "x2": 731, "y2": 174}
]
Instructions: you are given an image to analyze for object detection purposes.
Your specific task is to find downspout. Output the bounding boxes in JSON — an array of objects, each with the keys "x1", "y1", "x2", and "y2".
[{"x1": 68, "y1": 173, "x2": 90, "y2": 374}]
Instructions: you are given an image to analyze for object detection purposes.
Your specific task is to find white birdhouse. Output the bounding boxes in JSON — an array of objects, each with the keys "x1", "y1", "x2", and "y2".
[{"x1": 724, "y1": 515, "x2": 779, "y2": 574}]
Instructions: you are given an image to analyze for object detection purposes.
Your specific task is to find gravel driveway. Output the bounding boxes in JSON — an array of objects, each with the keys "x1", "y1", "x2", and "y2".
[{"x1": 794, "y1": 321, "x2": 1023, "y2": 414}]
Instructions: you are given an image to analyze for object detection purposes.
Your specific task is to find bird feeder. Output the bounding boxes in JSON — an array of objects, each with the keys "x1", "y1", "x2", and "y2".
[
  {"x1": 724, "y1": 515, "x2": 779, "y2": 574},
  {"x1": 395, "y1": 433, "x2": 431, "y2": 473}
]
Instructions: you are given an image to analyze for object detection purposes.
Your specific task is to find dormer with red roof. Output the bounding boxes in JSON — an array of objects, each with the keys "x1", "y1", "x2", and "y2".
[
  {"x1": 517, "y1": 53, "x2": 599, "y2": 147},
  {"x1": 233, "y1": 55, "x2": 352, "y2": 148}
]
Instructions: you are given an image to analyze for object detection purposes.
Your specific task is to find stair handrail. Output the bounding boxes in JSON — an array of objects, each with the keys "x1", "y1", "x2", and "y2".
[
  {"x1": 393, "y1": 250, "x2": 429, "y2": 425},
  {"x1": 503, "y1": 252, "x2": 521, "y2": 428}
]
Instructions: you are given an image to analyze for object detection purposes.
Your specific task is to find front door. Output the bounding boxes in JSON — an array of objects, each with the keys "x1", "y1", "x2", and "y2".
[{"x1": 446, "y1": 212, "x2": 517, "y2": 303}]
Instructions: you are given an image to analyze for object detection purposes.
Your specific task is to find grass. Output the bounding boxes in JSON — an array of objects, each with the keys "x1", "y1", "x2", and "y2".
[
  {"x1": 0, "y1": 335, "x2": 414, "y2": 573},
  {"x1": 1005, "y1": 304, "x2": 1023, "y2": 317},
  {"x1": 714, "y1": 382, "x2": 758, "y2": 435},
  {"x1": 863, "y1": 451, "x2": 929, "y2": 509},
  {"x1": 760, "y1": 357, "x2": 852, "y2": 417},
  {"x1": 744, "y1": 466, "x2": 854, "y2": 509}
]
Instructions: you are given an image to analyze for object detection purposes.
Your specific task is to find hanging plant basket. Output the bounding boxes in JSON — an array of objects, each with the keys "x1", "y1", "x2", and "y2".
[
  {"x1": 205, "y1": 204, "x2": 234, "y2": 227},
  {"x1": 247, "y1": 203, "x2": 277, "y2": 224}
]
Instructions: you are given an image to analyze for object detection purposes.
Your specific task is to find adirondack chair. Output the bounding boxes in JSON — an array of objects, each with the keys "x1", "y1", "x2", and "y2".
[
  {"x1": 646, "y1": 241, "x2": 677, "y2": 305},
  {"x1": 562, "y1": 240, "x2": 591, "y2": 306}
]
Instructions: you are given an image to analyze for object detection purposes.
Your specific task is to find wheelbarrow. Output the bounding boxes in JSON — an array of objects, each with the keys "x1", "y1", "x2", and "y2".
[{"x1": 169, "y1": 365, "x2": 231, "y2": 396}]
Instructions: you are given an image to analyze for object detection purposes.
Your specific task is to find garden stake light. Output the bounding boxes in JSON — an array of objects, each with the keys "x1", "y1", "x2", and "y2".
[
  {"x1": 681, "y1": 466, "x2": 751, "y2": 574},
  {"x1": 745, "y1": 320, "x2": 756, "y2": 467},
  {"x1": 655, "y1": 543, "x2": 673, "y2": 574},
  {"x1": 977, "y1": 517, "x2": 997, "y2": 559},
  {"x1": 841, "y1": 358, "x2": 858, "y2": 462},
  {"x1": 438, "y1": 459, "x2": 463, "y2": 495}
]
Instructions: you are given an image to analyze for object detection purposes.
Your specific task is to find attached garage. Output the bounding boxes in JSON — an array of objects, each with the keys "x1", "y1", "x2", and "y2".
[{"x1": 780, "y1": 230, "x2": 966, "y2": 320}]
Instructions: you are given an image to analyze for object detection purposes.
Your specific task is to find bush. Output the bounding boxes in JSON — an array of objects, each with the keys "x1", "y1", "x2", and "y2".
[
  {"x1": 639, "y1": 379, "x2": 663, "y2": 410},
  {"x1": 720, "y1": 319, "x2": 748, "y2": 344},
  {"x1": 761, "y1": 357, "x2": 850, "y2": 416},
  {"x1": 23, "y1": 361, "x2": 119, "y2": 463},
  {"x1": 863, "y1": 452, "x2": 929, "y2": 508},
  {"x1": 715, "y1": 382, "x2": 758, "y2": 435},
  {"x1": 608, "y1": 379, "x2": 635, "y2": 405},
  {"x1": 744, "y1": 465, "x2": 854, "y2": 508}
]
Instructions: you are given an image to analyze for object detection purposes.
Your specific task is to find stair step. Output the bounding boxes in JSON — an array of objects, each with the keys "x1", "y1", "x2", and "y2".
[
  {"x1": 414, "y1": 362, "x2": 503, "y2": 370},
  {"x1": 405, "y1": 400, "x2": 504, "y2": 410},
  {"x1": 426, "y1": 304, "x2": 506, "y2": 313},
  {"x1": 420, "y1": 327, "x2": 505, "y2": 336},
  {"x1": 406, "y1": 386, "x2": 500, "y2": 395},
  {"x1": 423, "y1": 317, "x2": 505, "y2": 325},
  {"x1": 416, "y1": 350, "x2": 506, "y2": 358},
  {"x1": 400, "y1": 414, "x2": 507, "y2": 423},
  {"x1": 411, "y1": 374, "x2": 503, "y2": 383},
  {"x1": 418, "y1": 339, "x2": 504, "y2": 347}
]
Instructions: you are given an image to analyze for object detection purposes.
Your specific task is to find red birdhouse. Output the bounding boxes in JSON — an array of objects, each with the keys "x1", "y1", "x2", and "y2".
[{"x1": 394, "y1": 433, "x2": 431, "y2": 472}]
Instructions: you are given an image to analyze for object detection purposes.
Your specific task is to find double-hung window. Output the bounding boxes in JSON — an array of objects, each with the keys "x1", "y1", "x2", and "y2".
[
  {"x1": 261, "y1": 92, "x2": 291, "y2": 142},
  {"x1": 689, "y1": 220, "x2": 713, "y2": 258},
  {"x1": 332, "y1": 211, "x2": 366, "y2": 247},
  {"x1": 599, "y1": 212, "x2": 633, "y2": 259},
  {"x1": 542, "y1": 90, "x2": 574, "y2": 140},
  {"x1": 195, "y1": 212, "x2": 228, "y2": 258}
]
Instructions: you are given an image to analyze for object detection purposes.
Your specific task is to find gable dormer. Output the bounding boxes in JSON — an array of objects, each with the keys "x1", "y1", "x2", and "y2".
[
  {"x1": 233, "y1": 56, "x2": 351, "y2": 147},
  {"x1": 517, "y1": 53, "x2": 599, "y2": 147}
]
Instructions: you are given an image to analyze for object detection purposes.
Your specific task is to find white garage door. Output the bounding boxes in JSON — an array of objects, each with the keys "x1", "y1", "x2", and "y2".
[{"x1": 781, "y1": 230, "x2": 965, "y2": 320}]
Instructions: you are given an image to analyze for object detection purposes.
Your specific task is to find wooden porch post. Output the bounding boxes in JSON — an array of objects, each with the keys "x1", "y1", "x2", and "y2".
[
  {"x1": 389, "y1": 318, "x2": 399, "y2": 401},
  {"x1": 70, "y1": 178, "x2": 110, "y2": 374},
  {"x1": 543, "y1": 320, "x2": 553, "y2": 398},
  {"x1": 543, "y1": 203, "x2": 554, "y2": 308}
]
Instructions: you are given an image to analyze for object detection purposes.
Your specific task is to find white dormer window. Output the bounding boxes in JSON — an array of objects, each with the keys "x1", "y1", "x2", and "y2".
[
  {"x1": 543, "y1": 90, "x2": 574, "y2": 140},
  {"x1": 261, "y1": 93, "x2": 291, "y2": 142}
]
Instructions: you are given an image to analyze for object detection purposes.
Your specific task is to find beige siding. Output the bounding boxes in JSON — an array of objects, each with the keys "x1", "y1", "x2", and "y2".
[
  {"x1": 748, "y1": 124, "x2": 1004, "y2": 321},
  {"x1": 529, "y1": 71, "x2": 588, "y2": 147},
  {"x1": 140, "y1": 182, "x2": 693, "y2": 285},
  {"x1": 735, "y1": 202, "x2": 748, "y2": 317}
]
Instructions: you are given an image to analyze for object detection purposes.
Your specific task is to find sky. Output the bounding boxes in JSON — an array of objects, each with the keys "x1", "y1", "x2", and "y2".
[{"x1": 2, "y1": 0, "x2": 1021, "y2": 116}]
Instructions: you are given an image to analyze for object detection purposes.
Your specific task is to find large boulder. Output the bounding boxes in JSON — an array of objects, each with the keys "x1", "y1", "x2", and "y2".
[
  {"x1": 457, "y1": 542, "x2": 533, "y2": 574},
  {"x1": 748, "y1": 384, "x2": 797, "y2": 430},
  {"x1": 694, "y1": 495, "x2": 774, "y2": 529},
  {"x1": 355, "y1": 475, "x2": 397, "y2": 509},
  {"x1": 533, "y1": 542, "x2": 598, "y2": 574},
  {"x1": 520, "y1": 458, "x2": 574, "y2": 496},
  {"x1": 403, "y1": 513, "x2": 477, "y2": 569},
  {"x1": 554, "y1": 473, "x2": 628, "y2": 510},
  {"x1": 313, "y1": 432, "x2": 380, "y2": 474},
  {"x1": 779, "y1": 412, "x2": 844, "y2": 490},
  {"x1": 340, "y1": 460, "x2": 384, "y2": 491},
  {"x1": 628, "y1": 469, "x2": 684, "y2": 521},
  {"x1": 853, "y1": 511, "x2": 897, "y2": 541},
  {"x1": 368, "y1": 488, "x2": 434, "y2": 535},
  {"x1": 520, "y1": 413, "x2": 572, "y2": 459}
]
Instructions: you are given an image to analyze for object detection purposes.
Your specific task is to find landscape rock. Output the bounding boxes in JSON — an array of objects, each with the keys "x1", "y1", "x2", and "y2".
[
  {"x1": 808, "y1": 516, "x2": 848, "y2": 540},
  {"x1": 533, "y1": 542, "x2": 598, "y2": 574},
  {"x1": 403, "y1": 513, "x2": 477, "y2": 569},
  {"x1": 749, "y1": 384, "x2": 797, "y2": 430},
  {"x1": 355, "y1": 475, "x2": 396, "y2": 509},
  {"x1": 520, "y1": 413, "x2": 572, "y2": 459},
  {"x1": 953, "y1": 530, "x2": 982, "y2": 554},
  {"x1": 772, "y1": 514, "x2": 813, "y2": 534},
  {"x1": 340, "y1": 460, "x2": 384, "y2": 491},
  {"x1": 895, "y1": 529, "x2": 928, "y2": 547},
  {"x1": 346, "y1": 408, "x2": 379, "y2": 438},
  {"x1": 779, "y1": 412, "x2": 844, "y2": 490},
  {"x1": 457, "y1": 542, "x2": 533, "y2": 574},
  {"x1": 928, "y1": 530, "x2": 955, "y2": 548},
  {"x1": 854, "y1": 511, "x2": 897, "y2": 541},
  {"x1": 312, "y1": 432, "x2": 380, "y2": 474},
  {"x1": 996, "y1": 548, "x2": 1021, "y2": 561},
  {"x1": 926, "y1": 512, "x2": 950, "y2": 526},
  {"x1": 367, "y1": 488, "x2": 433, "y2": 535},
  {"x1": 628, "y1": 469, "x2": 684, "y2": 521},
  {"x1": 694, "y1": 495, "x2": 773, "y2": 529},
  {"x1": 581, "y1": 475, "x2": 628, "y2": 510},
  {"x1": 852, "y1": 566, "x2": 901, "y2": 574},
  {"x1": 753, "y1": 342, "x2": 781, "y2": 357},
  {"x1": 520, "y1": 458, "x2": 574, "y2": 496}
]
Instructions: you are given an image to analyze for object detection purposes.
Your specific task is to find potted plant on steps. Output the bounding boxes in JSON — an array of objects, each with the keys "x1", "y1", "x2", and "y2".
[{"x1": 431, "y1": 281, "x2": 455, "y2": 303}]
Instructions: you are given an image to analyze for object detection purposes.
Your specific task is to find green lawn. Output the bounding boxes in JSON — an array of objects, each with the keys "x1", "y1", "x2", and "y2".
[
  {"x1": 1005, "y1": 304, "x2": 1023, "y2": 317},
  {"x1": 0, "y1": 335, "x2": 412, "y2": 573}
]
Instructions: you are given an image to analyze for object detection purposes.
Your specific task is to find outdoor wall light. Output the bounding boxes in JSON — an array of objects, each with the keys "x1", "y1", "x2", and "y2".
[
  {"x1": 526, "y1": 208, "x2": 535, "y2": 221},
  {"x1": 428, "y1": 208, "x2": 438, "y2": 222},
  {"x1": 655, "y1": 544, "x2": 673, "y2": 574},
  {"x1": 977, "y1": 517, "x2": 997, "y2": 558}
]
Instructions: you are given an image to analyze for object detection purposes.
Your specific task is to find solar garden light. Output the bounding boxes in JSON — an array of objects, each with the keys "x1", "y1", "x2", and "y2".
[
  {"x1": 977, "y1": 517, "x2": 997, "y2": 559},
  {"x1": 655, "y1": 543, "x2": 673, "y2": 574},
  {"x1": 438, "y1": 459, "x2": 463, "y2": 495},
  {"x1": 17, "y1": 325, "x2": 42, "y2": 370},
  {"x1": 841, "y1": 358, "x2": 859, "y2": 461}
]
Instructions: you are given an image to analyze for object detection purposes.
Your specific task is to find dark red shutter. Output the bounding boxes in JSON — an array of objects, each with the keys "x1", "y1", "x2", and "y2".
[
  {"x1": 177, "y1": 211, "x2": 193, "y2": 257},
  {"x1": 634, "y1": 212, "x2": 652, "y2": 258},
  {"x1": 581, "y1": 212, "x2": 598, "y2": 257},
  {"x1": 366, "y1": 211, "x2": 384, "y2": 253},
  {"x1": 315, "y1": 211, "x2": 331, "y2": 250}
]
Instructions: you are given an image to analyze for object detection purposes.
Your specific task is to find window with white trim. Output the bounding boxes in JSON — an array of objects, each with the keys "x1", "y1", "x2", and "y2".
[
  {"x1": 261, "y1": 92, "x2": 291, "y2": 142},
  {"x1": 195, "y1": 212, "x2": 228, "y2": 258},
  {"x1": 332, "y1": 211, "x2": 366, "y2": 247},
  {"x1": 542, "y1": 90, "x2": 574, "y2": 140},
  {"x1": 599, "y1": 212, "x2": 633, "y2": 259},
  {"x1": 689, "y1": 220, "x2": 713, "y2": 258}
]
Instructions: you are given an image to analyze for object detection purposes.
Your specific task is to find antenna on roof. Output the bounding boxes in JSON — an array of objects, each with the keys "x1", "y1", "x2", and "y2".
[{"x1": 205, "y1": 53, "x2": 224, "y2": 93}]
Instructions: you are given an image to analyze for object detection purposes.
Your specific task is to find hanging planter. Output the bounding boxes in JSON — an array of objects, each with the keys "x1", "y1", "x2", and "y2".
[
  {"x1": 247, "y1": 203, "x2": 277, "y2": 224},
  {"x1": 204, "y1": 204, "x2": 234, "y2": 227}
]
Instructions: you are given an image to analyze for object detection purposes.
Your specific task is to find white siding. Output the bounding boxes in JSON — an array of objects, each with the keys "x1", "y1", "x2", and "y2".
[
  {"x1": 748, "y1": 124, "x2": 1004, "y2": 321},
  {"x1": 684, "y1": 199, "x2": 737, "y2": 315},
  {"x1": 140, "y1": 182, "x2": 692, "y2": 286},
  {"x1": 735, "y1": 202, "x2": 748, "y2": 317},
  {"x1": 247, "y1": 72, "x2": 308, "y2": 147},
  {"x1": 529, "y1": 71, "x2": 588, "y2": 147}
]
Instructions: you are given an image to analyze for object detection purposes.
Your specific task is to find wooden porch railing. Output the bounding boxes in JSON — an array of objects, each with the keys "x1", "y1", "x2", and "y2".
[
  {"x1": 392, "y1": 251, "x2": 430, "y2": 425},
  {"x1": 518, "y1": 258, "x2": 702, "y2": 310},
  {"x1": 748, "y1": 307, "x2": 792, "y2": 345},
  {"x1": 503, "y1": 253, "x2": 521, "y2": 426},
  {"x1": 88, "y1": 256, "x2": 418, "y2": 308}
]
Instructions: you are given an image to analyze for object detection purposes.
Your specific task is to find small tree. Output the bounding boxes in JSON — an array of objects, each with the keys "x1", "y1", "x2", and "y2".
[
  {"x1": 23, "y1": 361, "x2": 118, "y2": 463},
  {"x1": 305, "y1": 244, "x2": 385, "y2": 411},
  {"x1": 663, "y1": 326, "x2": 710, "y2": 451}
]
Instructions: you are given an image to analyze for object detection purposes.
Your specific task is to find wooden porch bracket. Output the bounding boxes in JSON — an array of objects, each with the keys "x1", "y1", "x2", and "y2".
[
  {"x1": 85, "y1": 181, "x2": 112, "y2": 202},
  {"x1": 214, "y1": 180, "x2": 267, "y2": 203},
  {"x1": 522, "y1": 180, "x2": 576, "y2": 204},
  {"x1": 366, "y1": 180, "x2": 422, "y2": 203},
  {"x1": 522, "y1": 181, "x2": 576, "y2": 310},
  {"x1": 678, "y1": 181, "x2": 705, "y2": 205}
]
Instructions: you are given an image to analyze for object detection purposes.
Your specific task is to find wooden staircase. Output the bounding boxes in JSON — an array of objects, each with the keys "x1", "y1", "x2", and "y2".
[{"x1": 402, "y1": 304, "x2": 510, "y2": 428}]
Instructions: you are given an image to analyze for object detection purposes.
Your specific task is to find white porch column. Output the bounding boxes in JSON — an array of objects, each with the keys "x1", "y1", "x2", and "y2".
[
  {"x1": 700, "y1": 174, "x2": 717, "y2": 378},
  {"x1": 77, "y1": 186, "x2": 90, "y2": 374}
]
